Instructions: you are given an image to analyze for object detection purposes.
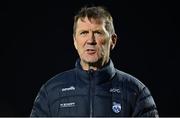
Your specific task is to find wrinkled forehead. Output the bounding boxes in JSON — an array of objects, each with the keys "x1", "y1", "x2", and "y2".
[{"x1": 78, "y1": 16, "x2": 105, "y2": 25}]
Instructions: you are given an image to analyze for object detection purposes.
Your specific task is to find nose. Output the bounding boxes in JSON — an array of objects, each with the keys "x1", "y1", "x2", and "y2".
[{"x1": 87, "y1": 32, "x2": 97, "y2": 45}]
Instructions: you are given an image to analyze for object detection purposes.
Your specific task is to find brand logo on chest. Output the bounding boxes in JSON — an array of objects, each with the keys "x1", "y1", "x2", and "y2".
[
  {"x1": 61, "y1": 86, "x2": 75, "y2": 92},
  {"x1": 112, "y1": 102, "x2": 121, "y2": 113}
]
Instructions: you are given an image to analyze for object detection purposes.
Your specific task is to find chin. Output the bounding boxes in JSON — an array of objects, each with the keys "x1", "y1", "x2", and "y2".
[{"x1": 83, "y1": 57, "x2": 99, "y2": 64}]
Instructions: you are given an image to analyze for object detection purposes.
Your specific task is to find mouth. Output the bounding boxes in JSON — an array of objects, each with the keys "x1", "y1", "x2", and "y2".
[{"x1": 86, "y1": 49, "x2": 96, "y2": 54}]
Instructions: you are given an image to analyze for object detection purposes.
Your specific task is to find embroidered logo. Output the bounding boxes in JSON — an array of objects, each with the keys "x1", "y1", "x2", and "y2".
[
  {"x1": 61, "y1": 86, "x2": 75, "y2": 92},
  {"x1": 110, "y1": 88, "x2": 121, "y2": 93},
  {"x1": 112, "y1": 102, "x2": 121, "y2": 113},
  {"x1": 60, "y1": 102, "x2": 75, "y2": 108}
]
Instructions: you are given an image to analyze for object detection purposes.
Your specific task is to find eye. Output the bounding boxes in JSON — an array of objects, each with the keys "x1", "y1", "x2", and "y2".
[
  {"x1": 80, "y1": 31, "x2": 88, "y2": 35},
  {"x1": 94, "y1": 31, "x2": 102, "y2": 34},
  {"x1": 94, "y1": 31, "x2": 103, "y2": 36}
]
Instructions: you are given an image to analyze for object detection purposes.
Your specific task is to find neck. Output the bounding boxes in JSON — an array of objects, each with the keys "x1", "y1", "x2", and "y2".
[{"x1": 80, "y1": 58, "x2": 109, "y2": 71}]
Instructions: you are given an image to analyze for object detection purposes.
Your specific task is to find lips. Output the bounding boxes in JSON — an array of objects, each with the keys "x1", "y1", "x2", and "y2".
[{"x1": 86, "y1": 49, "x2": 96, "y2": 54}]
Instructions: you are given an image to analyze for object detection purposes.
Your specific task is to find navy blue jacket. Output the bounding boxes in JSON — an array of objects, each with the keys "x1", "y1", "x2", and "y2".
[{"x1": 30, "y1": 59, "x2": 158, "y2": 117}]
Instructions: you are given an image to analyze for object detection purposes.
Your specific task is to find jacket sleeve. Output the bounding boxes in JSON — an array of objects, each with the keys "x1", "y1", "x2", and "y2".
[
  {"x1": 30, "y1": 84, "x2": 50, "y2": 117},
  {"x1": 132, "y1": 86, "x2": 159, "y2": 117}
]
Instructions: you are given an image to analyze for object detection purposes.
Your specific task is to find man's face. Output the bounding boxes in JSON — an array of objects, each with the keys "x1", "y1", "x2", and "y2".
[{"x1": 74, "y1": 17, "x2": 116, "y2": 67}]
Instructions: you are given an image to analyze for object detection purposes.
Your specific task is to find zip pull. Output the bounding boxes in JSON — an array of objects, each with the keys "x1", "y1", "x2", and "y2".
[{"x1": 88, "y1": 66, "x2": 95, "y2": 77}]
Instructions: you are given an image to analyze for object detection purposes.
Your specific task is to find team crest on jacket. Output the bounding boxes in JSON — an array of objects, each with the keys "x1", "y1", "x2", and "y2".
[{"x1": 112, "y1": 102, "x2": 121, "y2": 113}]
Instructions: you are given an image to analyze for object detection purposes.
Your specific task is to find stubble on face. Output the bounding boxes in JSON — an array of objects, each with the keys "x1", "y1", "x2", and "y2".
[{"x1": 74, "y1": 17, "x2": 111, "y2": 70}]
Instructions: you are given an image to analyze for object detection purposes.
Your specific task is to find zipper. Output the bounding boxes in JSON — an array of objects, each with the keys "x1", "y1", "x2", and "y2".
[{"x1": 89, "y1": 69, "x2": 94, "y2": 117}]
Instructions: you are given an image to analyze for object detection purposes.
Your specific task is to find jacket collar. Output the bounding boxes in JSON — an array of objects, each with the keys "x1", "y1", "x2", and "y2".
[{"x1": 75, "y1": 58, "x2": 116, "y2": 85}]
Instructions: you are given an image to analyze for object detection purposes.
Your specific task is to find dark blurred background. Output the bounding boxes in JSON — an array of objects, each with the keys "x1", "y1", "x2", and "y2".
[{"x1": 1, "y1": 0, "x2": 179, "y2": 116}]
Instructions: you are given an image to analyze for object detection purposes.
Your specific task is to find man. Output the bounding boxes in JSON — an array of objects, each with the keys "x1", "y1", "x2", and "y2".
[{"x1": 30, "y1": 6, "x2": 159, "y2": 117}]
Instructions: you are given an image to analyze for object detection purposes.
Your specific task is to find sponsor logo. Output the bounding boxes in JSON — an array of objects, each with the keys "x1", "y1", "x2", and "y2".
[{"x1": 60, "y1": 102, "x2": 75, "y2": 108}]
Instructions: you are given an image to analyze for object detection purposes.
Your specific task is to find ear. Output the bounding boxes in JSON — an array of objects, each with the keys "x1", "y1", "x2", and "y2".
[
  {"x1": 110, "y1": 34, "x2": 117, "y2": 50},
  {"x1": 73, "y1": 37, "x2": 78, "y2": 50}
]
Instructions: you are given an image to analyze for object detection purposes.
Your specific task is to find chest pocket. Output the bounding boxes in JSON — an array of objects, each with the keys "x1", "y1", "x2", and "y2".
[{"x1": 58, "y1": 86, "x2": 88, "y2": 116}]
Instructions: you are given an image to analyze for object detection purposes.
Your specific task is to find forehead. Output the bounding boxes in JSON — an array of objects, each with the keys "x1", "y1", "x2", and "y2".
[{"x1": 76, "y1": 17, "x2": 105, "y2": 29}]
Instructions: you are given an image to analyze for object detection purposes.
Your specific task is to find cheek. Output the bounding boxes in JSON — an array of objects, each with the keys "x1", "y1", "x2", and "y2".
[
  {"x1": 98, "y1": 38, "x2": 106, "y2": 45},
  {"x1": 76, "y1": 39, "x2": 84, "y2": 48},
  {"x1": 98, "y1": 38, "x2": 110, "y2": 49},
  {"x1": 76, "y1": 40, "x2": 86, "y2": 53}
]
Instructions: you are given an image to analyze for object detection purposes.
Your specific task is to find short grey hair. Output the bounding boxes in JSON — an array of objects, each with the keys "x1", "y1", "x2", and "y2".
[{"x1": 73, "y1": 6, "x2": 115, "y2": 36}]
